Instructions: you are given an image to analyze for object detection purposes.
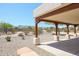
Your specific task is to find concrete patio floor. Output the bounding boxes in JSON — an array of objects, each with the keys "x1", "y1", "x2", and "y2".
[{"x1": 38, "y1": 37, "x2": 79, "y2": 56}]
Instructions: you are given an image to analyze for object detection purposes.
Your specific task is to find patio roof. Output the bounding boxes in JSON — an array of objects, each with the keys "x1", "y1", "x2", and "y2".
[
  {"x1": 33, "y1": 3, "x2": 79, "y2": 45},
  {"x1": 33, "y1": 3, "x2": 79, "y2": 25}
]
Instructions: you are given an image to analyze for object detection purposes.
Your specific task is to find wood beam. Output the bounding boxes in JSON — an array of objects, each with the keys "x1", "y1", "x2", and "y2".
[
  {"x1": 35, "y1": 18, "x2": 40, "y2": 38},
  {"x1": 35, "y1": 22, "x2": 38, "y2": 38},
  {"x1": 67, "y1": 25, "x2": 69, "y2": 34},
  {"x1": 37, "y1": 18, "x2": 79, "y2": 25},
  {"x1": 66, "y1": 24, "x2": 70, "y2": 39},
  {"x1": 55, "y1": 23, "x2": 59, "y2": 41}
]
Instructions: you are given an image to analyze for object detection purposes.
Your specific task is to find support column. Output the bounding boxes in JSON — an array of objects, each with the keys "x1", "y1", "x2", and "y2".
[
  {"x1": 35, "y1": 21, "x2": 38, "y2": 38},
  {"x1": 74, "y1": 25, "x2": 77, "y2": 37},
  {"x1": 55, "y1": 23, "x2": 59, "y2": 41},
  {"x1": 33, "y1": 19, "x2": 40, "y2": 45},
  {"x1": 66, "y1": 24, "x2": 70, "y2": 39}
]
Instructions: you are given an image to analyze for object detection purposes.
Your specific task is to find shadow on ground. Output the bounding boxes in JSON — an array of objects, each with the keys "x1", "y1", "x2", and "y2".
[{"x1": 48, "y1": 37, "x2": 79, "y2": 56}]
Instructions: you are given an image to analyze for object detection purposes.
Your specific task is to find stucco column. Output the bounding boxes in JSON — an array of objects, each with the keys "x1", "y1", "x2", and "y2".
[{"x1": 33, "y1": 19, "x2": 40, "y2": 45}]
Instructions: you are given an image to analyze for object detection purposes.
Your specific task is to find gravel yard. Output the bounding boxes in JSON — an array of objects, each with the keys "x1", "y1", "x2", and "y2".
[
  {"x1": 0, "y1": 32, "x2": 78, "y2": 56},
  {"x1": 0, "y1": 33, "x2": 53, "y2": 56}
]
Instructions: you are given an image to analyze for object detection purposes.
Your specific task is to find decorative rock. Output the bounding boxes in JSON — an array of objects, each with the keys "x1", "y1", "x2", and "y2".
[{"x1": 17, "y1": 47, "x2": 38, "y2": 56}]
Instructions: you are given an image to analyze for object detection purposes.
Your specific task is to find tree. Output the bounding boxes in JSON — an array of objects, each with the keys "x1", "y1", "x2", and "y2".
[{"x1": 0, "y1": 22, "x2": 13, "y2": 34}]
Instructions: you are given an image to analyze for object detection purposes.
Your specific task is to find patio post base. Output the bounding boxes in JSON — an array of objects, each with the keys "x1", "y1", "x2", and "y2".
[
  {"x1": 73, "y1": 34, "x2": 77, "y2": 37},
  {"x1": 53, "y1": 35, "x2": 59, "y2": 41},
  {"x1": 33, "y1": 37, "x2": 40, "y2": 45},
  {"x1": 66, "y1": 34, "x2": 70, "y2": 39}
]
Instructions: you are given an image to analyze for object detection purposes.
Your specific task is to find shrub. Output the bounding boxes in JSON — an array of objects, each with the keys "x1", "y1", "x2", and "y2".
[
  {"x1": 25, "y1": 33, "x2": 27, "y2": 35},
  {"x1": 18, "y1": 33, "x2": 25, "y2": 40},
  {"x1": 24, "y1": 32, "x2": 28, "y2": 35},
  {"x1": 5, "y1": 36, "x2": 11, "y2": 42}
]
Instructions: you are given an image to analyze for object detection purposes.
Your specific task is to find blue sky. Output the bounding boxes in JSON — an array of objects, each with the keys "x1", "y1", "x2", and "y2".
[
  {"x1": 0, "y1": 3, "x2": 65, "y2": 27},
  {"x1": 0, "y1": 3, "x2": 41, "y2": 26}
]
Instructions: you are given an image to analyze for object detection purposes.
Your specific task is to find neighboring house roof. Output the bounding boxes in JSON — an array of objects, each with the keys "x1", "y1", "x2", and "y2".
[{"x1": 33, "y1": 3, "x2": 79, "y2": 25}]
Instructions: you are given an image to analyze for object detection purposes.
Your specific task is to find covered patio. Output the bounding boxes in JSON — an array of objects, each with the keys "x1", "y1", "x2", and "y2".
[
  {"x1": 33, "y1": 3, "x2": 79, "y2": 45},
  {"x1": 33, "y1": 3, "x2": 79, "y2": 56}
]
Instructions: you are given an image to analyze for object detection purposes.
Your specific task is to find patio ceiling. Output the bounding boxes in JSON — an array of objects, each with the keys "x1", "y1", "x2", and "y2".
[
  {"x1": 33, "y1": 3, "x2": 79, "y2": 25},
  {"x1": 43, "y1": 8, "x2": 79, "y2": 25}
]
